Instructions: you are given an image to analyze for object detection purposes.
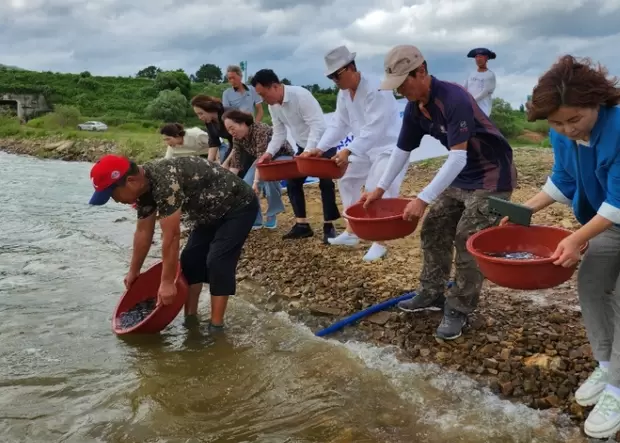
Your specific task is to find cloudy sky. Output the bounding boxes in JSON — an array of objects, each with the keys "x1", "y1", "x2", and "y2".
[{"x1": 3, "y1": 0, "x2": 620, "y2": 108}]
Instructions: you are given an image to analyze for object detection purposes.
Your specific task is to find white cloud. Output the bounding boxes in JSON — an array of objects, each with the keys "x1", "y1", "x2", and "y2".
[{"x1": 1, "y1": 0, "x2": 620, "y2": 109}]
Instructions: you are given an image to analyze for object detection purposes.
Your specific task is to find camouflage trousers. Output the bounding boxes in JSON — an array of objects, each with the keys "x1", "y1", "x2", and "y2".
[{"x1": 418, "y1": 187, "x2": 512, "y2": 314}]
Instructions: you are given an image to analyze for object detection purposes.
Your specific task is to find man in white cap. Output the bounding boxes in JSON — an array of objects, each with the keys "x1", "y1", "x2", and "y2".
[
  {"x1": 363, "y1": 44, "x2": 517, "y2": 340},
  {"x1": 302, "y1": 45, "x2": 406, "y2": 262}
]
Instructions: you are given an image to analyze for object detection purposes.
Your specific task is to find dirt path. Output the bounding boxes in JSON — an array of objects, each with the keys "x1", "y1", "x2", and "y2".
[{"x1": 238, "y1": 147, "x2": 600, "y2": 432}]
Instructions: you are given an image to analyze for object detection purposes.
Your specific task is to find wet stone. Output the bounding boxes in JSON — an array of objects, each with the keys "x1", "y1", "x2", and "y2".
[{"x1": 118, "y1": 298, "x2": 156, "y2": 329}]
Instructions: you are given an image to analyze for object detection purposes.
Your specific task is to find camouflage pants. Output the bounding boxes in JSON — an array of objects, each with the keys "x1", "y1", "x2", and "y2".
[{"x1": 418, "y1": 187, "x2": 512, "y2": 314}]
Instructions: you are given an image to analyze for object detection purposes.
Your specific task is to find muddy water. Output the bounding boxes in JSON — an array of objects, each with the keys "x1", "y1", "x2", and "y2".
[{"x1": 0, "y1": 152, "x2": 587, "y2": 443}]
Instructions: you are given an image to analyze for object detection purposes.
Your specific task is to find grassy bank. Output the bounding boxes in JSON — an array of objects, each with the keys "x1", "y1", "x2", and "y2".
[{"x1": 0, "y1": 102, "x2": 551, "y2": 164}]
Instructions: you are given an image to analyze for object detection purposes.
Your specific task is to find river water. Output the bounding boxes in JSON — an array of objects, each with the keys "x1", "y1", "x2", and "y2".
[{"x1": 0, "y1": 152, "x2": 587, "y2": 443}]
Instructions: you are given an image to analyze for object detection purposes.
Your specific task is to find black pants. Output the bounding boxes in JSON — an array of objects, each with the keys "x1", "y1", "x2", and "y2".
[
  {"x1": 180, "y1": 197, "x2": 258, "y2": 295},
  {"x1": 286, "y1": 146, "x2": 341, "y2": 221}
]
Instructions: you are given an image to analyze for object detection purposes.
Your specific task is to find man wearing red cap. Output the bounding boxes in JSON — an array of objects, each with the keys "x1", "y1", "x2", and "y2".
[{"x1": 89, "y1": 154, "x2": 258, "y2": 329}]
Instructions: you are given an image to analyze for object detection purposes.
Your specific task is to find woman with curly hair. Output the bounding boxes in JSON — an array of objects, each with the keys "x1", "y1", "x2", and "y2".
[
  {"x1": 505, "y1": 55, "x2": 620, "y2": 439},
  {"x1": 222, "y1": 109, "x2": 294, "y2": 229},
  {"x1": 190, "y1": 95, "x2": 254, "y2": 177}
]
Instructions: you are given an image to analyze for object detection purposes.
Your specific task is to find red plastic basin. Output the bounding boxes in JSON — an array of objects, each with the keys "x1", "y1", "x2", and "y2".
[
  {"x1": 296, "y1": 157, "x2": 347, "y2": 179},
  {"x1": 257, "y1": 159, "x2": 303, "y2": 181},
  {"x1": 466, "y1": 224, "x2": 588, "y2": 290},
  {"x1": 112, "y1": 261, "x2": 188, "y2": 335},
  {"x1": 344, "y1": 198, "x2": 418, "y2": 241}
]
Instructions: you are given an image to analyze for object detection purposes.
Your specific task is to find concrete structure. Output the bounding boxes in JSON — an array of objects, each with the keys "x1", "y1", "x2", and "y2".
[{"x1": 0, "y1": 93, "x2": 50, "y2": 120}]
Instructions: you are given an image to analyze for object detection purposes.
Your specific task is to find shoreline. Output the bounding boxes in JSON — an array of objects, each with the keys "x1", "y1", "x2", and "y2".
[
  {"x1": 0, "y1": 137, "x2": 119, "y2": 162},
  {"x1": 1, "y1": 139, "x2": 601, "y2": 437}
]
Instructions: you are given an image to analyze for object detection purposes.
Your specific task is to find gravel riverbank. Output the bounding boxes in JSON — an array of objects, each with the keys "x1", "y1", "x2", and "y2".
[
  {"x1": 2, "y1": 139, "x2": 605, "y2": 438},
  {"x1": 238, "y1": 147, "x2": 603, "y2": 435}
]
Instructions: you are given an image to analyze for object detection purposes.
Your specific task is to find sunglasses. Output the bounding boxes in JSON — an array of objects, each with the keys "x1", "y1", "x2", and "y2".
[{"x1": 327, "y1": 66, "x2": 347, "y2": 81}]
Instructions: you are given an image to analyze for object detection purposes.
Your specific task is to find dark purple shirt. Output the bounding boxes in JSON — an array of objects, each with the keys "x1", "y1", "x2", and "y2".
[{"x1": 397, "y1": 77, "x2": 517, "y2": 192}]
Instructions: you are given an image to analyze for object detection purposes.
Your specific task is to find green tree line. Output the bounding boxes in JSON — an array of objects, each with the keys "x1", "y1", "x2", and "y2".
[{"x1": 0, "y1": 64, "x2": 546, "y2": 141}]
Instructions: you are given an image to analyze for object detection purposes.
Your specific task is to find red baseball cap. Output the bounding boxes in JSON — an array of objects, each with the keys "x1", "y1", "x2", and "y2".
[{"x1": 89, "y1": 154, "x2": 131, "y2": 205}]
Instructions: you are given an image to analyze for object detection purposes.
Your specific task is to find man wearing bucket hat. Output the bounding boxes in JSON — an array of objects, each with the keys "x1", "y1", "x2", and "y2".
[
  {"x1": 88, "y1": 154, "x2": 258, "y2": 330},
  {"x1": 303, "y1": 45, "x2": 407, "y2": 262},
  {"x1": 464, "y1": 47, "x2": 497, "y2": 117},
  {"x1": 363, "y1": 44, "x2": 517, "y2": 340}
]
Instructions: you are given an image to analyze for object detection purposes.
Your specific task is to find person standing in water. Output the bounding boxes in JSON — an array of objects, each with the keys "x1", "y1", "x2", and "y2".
[
  {"x1": 251, "y1": 69, "x2": 341, "y2": 243},
  {"x1": 88, "y1": 154, "x2": 258, "y2": 330},
  {"x1": 364, "y1": 44, "x2": 516, "y2": 340},
  {"x1": 303, "y1": 45, "x2": 407, "y2": 261},
  {"x1": 464, "y1": 48, "x2": 497, "y2": 117},
  {"x1": 505, "y1": 55, "x2": 620, "y2": 440}
]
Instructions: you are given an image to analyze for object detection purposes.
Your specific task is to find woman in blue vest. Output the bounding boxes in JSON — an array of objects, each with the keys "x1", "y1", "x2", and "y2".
[{"x1": 509, "y1": 55, "x2": 620, "y2": 439}]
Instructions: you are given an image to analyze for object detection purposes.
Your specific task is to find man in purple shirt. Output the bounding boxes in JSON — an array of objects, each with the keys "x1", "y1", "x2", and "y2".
[{"x1": 364, "y1": 44, "x2": 517, "y2": 340}]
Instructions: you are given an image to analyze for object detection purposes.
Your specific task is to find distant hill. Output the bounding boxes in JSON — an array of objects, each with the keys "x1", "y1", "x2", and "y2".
[
  {"x1": 0, "y1": 64, "x2": 25, "y2": 71},
  {"x1": 0, "y1": 68, "x2": 338, "y2": 125}
]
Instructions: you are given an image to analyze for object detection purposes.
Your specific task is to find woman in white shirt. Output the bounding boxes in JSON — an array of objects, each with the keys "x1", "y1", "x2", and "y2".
[
  {"x1": 160, "y1": 123, "x2": 211, "y2": 159},
  {"x1": 464, "y1": 48, "x2": 497, "y2": 117}
]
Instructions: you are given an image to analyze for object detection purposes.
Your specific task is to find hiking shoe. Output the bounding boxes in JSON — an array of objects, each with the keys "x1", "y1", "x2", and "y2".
[
  {"x1": 575, "y1": 366, "x2": 608, "y2": 406},
  {"x1": 264, "y1": 215, "x2": 277, "y2": 229},
  {"x1": 436, "y1": 309, "x2": 468, "y2": 340},
  {"x1": 584, "y1": 388, "x2": 620, "y2": 439},
  {"x1": 397, "y1": 293, "x2": 446, "y2": 312},
  {"x1": 252, "y1": 221, "x2": 263, "y2": 230},
  {"x1": 283, "y1": 223, "x2": 313, "y2": 240},
  {"x1": 322, "y1": 223, "x2": 336, "y2": 244}
]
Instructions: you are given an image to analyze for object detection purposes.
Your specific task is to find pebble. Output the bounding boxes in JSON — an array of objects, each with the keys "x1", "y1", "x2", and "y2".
[
  {"x1": 236, "y1": 163, "x2": 596, "y2": 429},
  {"x1": 118, "y1": 299, "x2": 156, "y2": 329}
]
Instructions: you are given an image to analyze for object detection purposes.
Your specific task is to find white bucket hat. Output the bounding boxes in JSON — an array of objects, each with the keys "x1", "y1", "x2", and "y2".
[{"x1": 324, "y1": 45, "x2": 357, "y2": 76}]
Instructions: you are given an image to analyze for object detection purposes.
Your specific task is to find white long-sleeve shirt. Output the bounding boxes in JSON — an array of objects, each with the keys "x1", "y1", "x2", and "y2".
[
  {"x1": 464, "y1": 69, "x2": 496, "y2": 116},
  {"x1": 266, "y1": 85, "x2": 326, "y2": 156},
  {"x1": 164, "y1": 127, "x2": 211, "y2": 159},
  {"x1": 317, "y1": 74, "x2": 400, "y2": 158}
]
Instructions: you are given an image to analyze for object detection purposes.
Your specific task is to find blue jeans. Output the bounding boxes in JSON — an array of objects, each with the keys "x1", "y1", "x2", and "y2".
[{"x1": 243, "y1": 157, "x2": 292, "y2": 224}]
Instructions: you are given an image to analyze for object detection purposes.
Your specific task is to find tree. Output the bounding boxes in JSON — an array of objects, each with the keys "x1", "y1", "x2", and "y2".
[
  {"x1": 519, "y1": 104, "x2": 525, "y2": 113},
  {"x1": 281, "y1": 78, "x2": 292, "y2": 85},
  {"x1": 146, "y1": 88, "x2": 188, "y2": 122},
  {"x1": 136, "y1": 66, "x2": 162, "y2": 79},
  {"x1": 153, "y1": 70, "x2": 191, "y2": 99},
  {"x1": 195, "y1": 64, "x2": 223, "y2": 84}
]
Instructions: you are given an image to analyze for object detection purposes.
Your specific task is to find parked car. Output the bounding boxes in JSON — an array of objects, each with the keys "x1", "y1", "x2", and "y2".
[{"x1": 77, "y1": 121, "x2": 108, "y2": 131}]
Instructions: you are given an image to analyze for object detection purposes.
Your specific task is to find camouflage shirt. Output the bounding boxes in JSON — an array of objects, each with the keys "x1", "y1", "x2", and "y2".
[{"x1": 135, "y1": 156, "x2": 255, "y2": 227}]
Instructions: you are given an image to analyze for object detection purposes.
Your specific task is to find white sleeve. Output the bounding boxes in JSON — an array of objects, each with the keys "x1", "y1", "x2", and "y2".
[
  {"x1": 343, "y1": 91, "x2": 392, "y2": 157},
  {"x1": 417, "y1": 150, "x2": 468, "y2": 204},
  {"x1": 266, "y1": 107, "x2": 288, "y2": 156},
  {"x1": 377, "y1": 147, "x2": 411, "y2": 191},
  {"x1": 298, "y1": 90, "x2": 326, "y2": 149},
  {"x1": 316, "y1": 93, "x2": 350, "y2": 151}
]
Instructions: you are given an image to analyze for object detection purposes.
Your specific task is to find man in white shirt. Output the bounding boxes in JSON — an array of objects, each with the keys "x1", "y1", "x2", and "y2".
[
  {"x1": 304, "y1": 45, "x2": 406, "y2": 262},
  {"x1": 251, "y1": 69, "x2": 341, "y2": 243},
  {"x1": 464, "y1": 48, "x2": 497, "y2": 117}
]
